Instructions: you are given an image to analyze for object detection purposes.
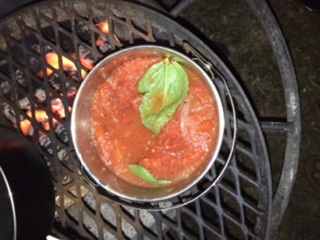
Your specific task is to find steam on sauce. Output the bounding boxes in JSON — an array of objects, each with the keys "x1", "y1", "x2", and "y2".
[{"x1": 91, "y1": 54, "x2": 219, "y2": 188}]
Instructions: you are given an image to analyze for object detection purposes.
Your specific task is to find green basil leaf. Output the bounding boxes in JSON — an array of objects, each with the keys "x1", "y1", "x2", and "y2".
[
  {"x1": 128, "y1": 164, "x2": 171, "y2": 185},
  {"x1": 138, "y1": 57, "x2": 189, "y2": 134}
]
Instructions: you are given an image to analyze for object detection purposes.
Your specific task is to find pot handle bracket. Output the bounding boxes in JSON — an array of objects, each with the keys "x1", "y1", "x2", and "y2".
[{"x1": 181, "y1": 42, "x2": 238, "y2": 200}]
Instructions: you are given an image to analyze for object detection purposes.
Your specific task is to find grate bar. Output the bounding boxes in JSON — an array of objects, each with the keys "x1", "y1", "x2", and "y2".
[
  {"x1": 260, "y1": 120, "x2": 292, "y2": 133},
  {"x1": 217, "y1": 183, "x2": 262, "y2": 216},
  {"x1": 200, "y1": 196, "x2": 258, "y2": 238},
  {"x1": 170, "y1": 0, "x2": 196, "y2": 17}
]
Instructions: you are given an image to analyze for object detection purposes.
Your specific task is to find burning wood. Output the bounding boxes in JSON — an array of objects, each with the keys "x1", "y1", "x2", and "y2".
[
  {"x1": 96, "y1": 21, "x2": 110, "y2": 34},
  {"x1": 80, "y1": 57, "x2": 93, "y2": 70},
  {"x1": 95, "y1": 20, "x2": 113, "y2": 52},
  {"x1": 39, "y1": 52, "x2": 91, "y2": 79},
  {"x1": 78, "y1": 45, "x2": 94, "y2": 71},
  {"x1": 27, "y1": 109, "x2": 49, "y2": 123},
  {"x1": 18, "y1": 108, "x2": 60, "y2": 136},
  {"x1": 46, "y1": 52, "x2": 76, "y2": 72},
  {"x1": 96, "y1": 37, "x2": 111, "y2": 53},
  {"x1": 26, "y1": 109, "x2": 50, "y2": 131},
  {"x1": 25, "y1": 109, "x2": 59, "y2": 131},
  {"x1": 2, "y1": 103, "x2": 33, "y2": 136},
  {"x1": 42, "y1": 122, "x2": 50, "y2": 131},
  {"x1": 51, "y1": 98, "x2": 66, "y2": 119},
  {"x1": 20, "y1": 119, "x2": 33, "y2": 136}
]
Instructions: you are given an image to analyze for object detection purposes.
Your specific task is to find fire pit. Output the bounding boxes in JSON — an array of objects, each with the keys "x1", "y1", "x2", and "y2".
[{"x1": 0, "y1": 0, "x2": 301, "y2": 239}]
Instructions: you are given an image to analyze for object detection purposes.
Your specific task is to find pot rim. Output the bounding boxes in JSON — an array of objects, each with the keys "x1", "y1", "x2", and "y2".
[
  {"x1": 0, "y1": 167, "x2": 17, "y2": 240},
  {"x1": 71, "y1": 45, "x2": 225, "y2": 202}
]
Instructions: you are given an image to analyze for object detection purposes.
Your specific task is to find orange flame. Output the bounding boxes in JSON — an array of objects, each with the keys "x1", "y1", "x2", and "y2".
[
  {"x1": 26, "y1": 110, "x2": 52, "y2": 131},
  {"x1": 42, "y1": 121, "x2": 50, "y2": 131},
  {"x1": 20, "y1": 119, "x2": 33, "y2": 136},
  {"x1": 46, "y1": 52, "x2": 76, "y2": 71},
  {"x1": 37, "y1": 68, "x2": 54, "y2": 78},
  {"x1": 27, "y1": 109, "x2": 49, "y2": 123},
  {"x1": 41, "y1": 52, "x2": 89, "y2": 79},
  {"x1": 20, "y1": 109, "x2": 60, "y2": 135},
  {"x1": 96, "y1": 21, "x2": 110, "y2": 34}
]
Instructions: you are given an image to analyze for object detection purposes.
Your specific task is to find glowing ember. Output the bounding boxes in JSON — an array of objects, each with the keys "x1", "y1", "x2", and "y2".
[
  {"x1": 46, "y1": 52, "x2": 76, "y2": 71},
  {"x1": 46, "y1": 68, "x2": 54, "y2": 76},
  {"x1": 51, "y1": 98, "x2": 66, "y2": 119},
  {"x1": 96, "y1": 21, "x2": 110, "y2": 34},
  {"x1": 16, "y1": 104, "x2": 62, "y2": 135},
  {"x1": 37, "y1": 68, "x2": 54, "y2": 78},
  {"x1": 41, "y1": 52, "x2": 88, "y2": 79},
  {"x1": 42, "y1": 121, "x2": 50, "y2": 131},
  {"x1": 20, "y1": 119, "x2": 33, "y2": 136},
  {"x1": 80, "y1": 57, "x2": 94, "y2": 70},
  {"x1": 25, "y1": 109, "x2": 53, "y2": 131},
  {"x1": 27, "y1": 109, "x2": 49, "y2": 123},
  {"x1": 80, "y1": 70, "x2": 88, "y2": 79}
]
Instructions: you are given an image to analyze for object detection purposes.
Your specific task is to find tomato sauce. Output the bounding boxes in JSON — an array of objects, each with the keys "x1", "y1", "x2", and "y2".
[{"x1": 91, "y1": 54, "x2": 219, "y2": 188}]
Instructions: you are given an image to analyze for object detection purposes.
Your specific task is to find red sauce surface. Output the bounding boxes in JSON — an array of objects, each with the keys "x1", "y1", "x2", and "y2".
[{"x1": 91, "y1": 55, "x2": 219, "y2": 188}]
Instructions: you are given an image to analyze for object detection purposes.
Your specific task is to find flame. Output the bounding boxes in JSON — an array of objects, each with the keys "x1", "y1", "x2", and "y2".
[
  {"x1": 42, "y1": 121, "x2": 50, "y2": 131},
  {"x1": 51, "y1": 98, "x2": 66, "y2": 119},
  {"x1": 46, "y1": 52, "x2": 76, "y2": 71},
  {"x1": 96, "y1": 21, "x2": 110, "y2": 34},
  {"x1": 37, "y1": 68, "x2": 54, "y2": 78},
  {"x1": 20, "y1": 119, "x2": 33, "y2": 136},
  {"x1": 26, "y1": 110, "x2": 52, "y2": 131},
  {"x1": 20, "y1": 109, "x2": 61, "y2": 135},
  {"x1": 27, "y1": 110, "x2": 49, "y2": 123},
  {"x1": 43, "y1": 52, "x2": 89, "y2": 79},
  {"x1": 81, "y1": 70, "x2": 88, "y2": 79}
]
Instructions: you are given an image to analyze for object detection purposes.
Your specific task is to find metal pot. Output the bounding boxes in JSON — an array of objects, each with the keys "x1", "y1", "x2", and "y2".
[
  {"x1": 0, "y1": 127, "x2": 55, "y2": 240},
  {"x1": 71, "y1": 45, "x2": 225, "y2": 202}
]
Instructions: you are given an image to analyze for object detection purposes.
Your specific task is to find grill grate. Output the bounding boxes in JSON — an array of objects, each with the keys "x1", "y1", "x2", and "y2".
[{"x1": 0, "y1": 0, "x2": 271, "y2": 239}]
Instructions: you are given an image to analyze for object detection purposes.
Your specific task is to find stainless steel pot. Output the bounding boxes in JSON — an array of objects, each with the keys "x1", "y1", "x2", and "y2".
[{"x1": 71, "y1": 45, "x2": 225, "y2": 202}]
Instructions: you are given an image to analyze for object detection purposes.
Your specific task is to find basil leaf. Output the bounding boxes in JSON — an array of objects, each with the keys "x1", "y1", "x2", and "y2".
[
  {"x1": 138, "y1": 57, "x2": 189, "y2": 134},
  {"x1": 128, "y1": 164, "x2": 171, "y2": 185}
]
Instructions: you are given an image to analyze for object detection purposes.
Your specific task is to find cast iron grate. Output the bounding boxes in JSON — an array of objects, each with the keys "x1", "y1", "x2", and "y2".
[{"x1": 0, "y1": 0, "x2": 271, "y2": 239}]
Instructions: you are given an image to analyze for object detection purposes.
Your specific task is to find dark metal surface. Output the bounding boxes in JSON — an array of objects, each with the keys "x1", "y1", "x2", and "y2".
[
  {"x1": 165, "y1": 0, "x2": 301, "y2": 237},
  {"x1": 0, "y1": 0, "x2": 38, "y2": 18},
  {"x1": 169, "y1": 0, "x2": 196, "y2": 17},
  {"x1": 0, "y1": 0, "x2": 272, "y2": 239},
  {"x1": 244, "y1": 0, "x2": 301, "y2": 238}
]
